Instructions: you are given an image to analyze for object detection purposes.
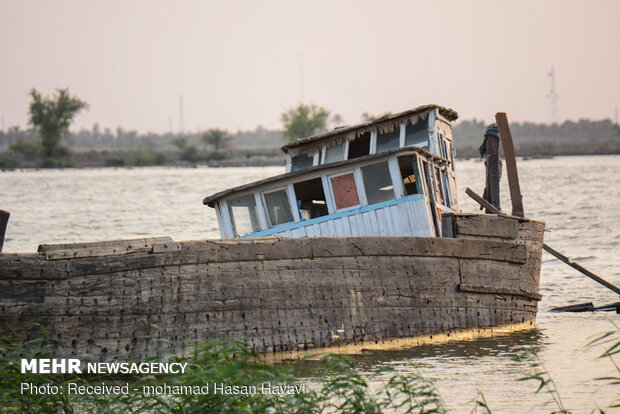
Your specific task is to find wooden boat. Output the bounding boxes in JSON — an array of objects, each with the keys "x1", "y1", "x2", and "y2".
[{"x1": 0, "y1": 105, "x2": 544, "y2": 360}]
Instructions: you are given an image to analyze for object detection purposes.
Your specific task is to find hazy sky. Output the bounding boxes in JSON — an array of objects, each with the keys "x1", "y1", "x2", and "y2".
[{"x1": 2, "y1": 0, "x2": 619, "y2": 133}]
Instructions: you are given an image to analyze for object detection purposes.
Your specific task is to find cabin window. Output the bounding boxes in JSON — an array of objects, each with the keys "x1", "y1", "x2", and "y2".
[
  {"x1": 362, "y1": 162, "x2": 395, "y2": 205},
  {"x1": 291, "y1": 152, "x2": 313, "y2": 171},
  {"x1": 405, "y1": 118, "x2": 428, "y2": 147},
  {"x1": 398, "y1": 156, "x2": 420, "y2": 195},
  {"x1": 376, "y1": 128, "x2": 400, "y2": 153},
  {"x1": 347, "y1": 132, "x2": 371, "y2": 159},
  {"x1": 294, "y1": 178, "x2": 328, "y2": 220},
  {"x1": 434, "y1": 166, "x2": 444, "y2": 205},
  {"x1": 228, "y1": 194, "x2": 261, "y2": 237},
  {"x1": 438, "y1": 134, "x2": 449, "y2": 159},
  {"x1": 330, "y1": 172, "x2": 359, "y2": 209},
  {"x1": 324, "y1": 142, "x2": 346, "y2": 163},
  {"x1": 263, "y1": 189, "x2": 294, "y2": 226},
  {"x1": 441, "y1": 170, "x2": 452, "y2": 208}
]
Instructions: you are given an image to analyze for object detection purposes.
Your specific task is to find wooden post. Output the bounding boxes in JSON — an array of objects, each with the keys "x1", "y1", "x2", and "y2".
[
  {"x1": 484, "y1": 131, "x2": 501, "y2": 211},
  {"x1": 495, "y1": 113, "x2": 524, "y2": 217},
  {"x1": 0, "y1": 210, "x2": 9, "y2": 253}
]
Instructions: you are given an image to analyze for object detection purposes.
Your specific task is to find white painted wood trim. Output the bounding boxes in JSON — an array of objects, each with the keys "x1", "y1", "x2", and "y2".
[
  {"x1": 369, "y1": 131, "x2": 377, "y2": 154},
  {"x1": 321, "y1": 175, "x2": 336, "y2": 214},
  {"x1": 428, "y1": 108, "x2": 437, "y2": 155},
  {"x1": 312, "y1": 151, "x2": 320, "y2": 166},
  {"x1": 254, "y1": 192, "x2": 268, "y2": 230},
  {"x1": 399, "y1": 121, "x2": 406, "y2": 148},
  {"x1": 415, "y1": 157, "x2": 426, "y2": 196},
  {"x1": 320, "y1": 143, "x2": 327, "y2": 164},
  {"x1": 214, "y1": 204, "x2": 226, "y2": 239},
  {"x1": 285, "y1": 154, "x2": 292, "y2": 173},
  {"x1": 287, "y1": 183, "x2": 301, "y2": 222},
  {"x1": 343, "y1": 139, "x2": 350, "y2": 160},
  {"x1": 387, "y1": 156, "x2": 405, "y2": 198},
  {"x1": 218, "y1": 200, "x2": 235, "y2": 239},
  {"x1": 353, "y1": 167, "x2": 368, "y2": 206}
]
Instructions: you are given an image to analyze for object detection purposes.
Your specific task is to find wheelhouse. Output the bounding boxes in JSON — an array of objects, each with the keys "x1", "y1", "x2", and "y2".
[{"x1": 203, "y1": 104, "x2": 460, "y2": 239}]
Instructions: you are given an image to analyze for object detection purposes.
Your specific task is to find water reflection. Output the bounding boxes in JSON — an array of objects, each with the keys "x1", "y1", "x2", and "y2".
[{"x1": 290, "y1": 328, "x2": 544, "y2": 377}]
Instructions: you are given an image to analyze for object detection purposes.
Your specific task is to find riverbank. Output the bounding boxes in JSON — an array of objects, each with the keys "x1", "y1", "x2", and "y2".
[
  {"x1": 0, "y1": 148, "x2": 285, "y2": 170},
  {"x1": 2, "y1": 144, "x2": 619, "y2": 171}
]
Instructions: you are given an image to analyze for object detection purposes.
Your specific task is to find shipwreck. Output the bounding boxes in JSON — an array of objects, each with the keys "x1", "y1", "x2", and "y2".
[{"x1": 0, "y1": 105, "x2": 544, "y2": 360}]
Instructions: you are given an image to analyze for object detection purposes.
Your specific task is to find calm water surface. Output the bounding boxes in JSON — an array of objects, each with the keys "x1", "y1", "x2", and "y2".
[{"x1": 1, "y1": 156, "x2": 619, "y2": 412}]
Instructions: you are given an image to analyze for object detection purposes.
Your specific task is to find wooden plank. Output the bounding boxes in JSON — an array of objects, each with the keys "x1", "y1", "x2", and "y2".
[
  {"x1": 441, "y1": 214, "x2": 455, "y2": 238},
  {"x1": 495, "y1": 112, "x2": 524, "y2": 217},
  {"x1": 550, "y1": 302, "x2": 595, "y2": 312},
  {"x1": 38, "y1": 237, "x2": 174, "y2": 260},
  {"x1": 151, "y1": 242, "x2": 182, "y2": 254},
  {"x1": 455, "y1": 215, "x2": 518, "y2": 239},
  {"x1": 458, "y1": 283, "x2": 541, "y2": 301}
]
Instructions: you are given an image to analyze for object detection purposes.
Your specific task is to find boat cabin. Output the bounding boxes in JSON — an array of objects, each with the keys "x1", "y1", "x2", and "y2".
[{"x1": 203, "y1": 104, "x2": 460, "y2": 239}]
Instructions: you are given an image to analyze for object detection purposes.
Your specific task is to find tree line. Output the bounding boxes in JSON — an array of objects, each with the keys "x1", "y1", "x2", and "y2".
[{"x1": 1, "y1": 90, "x2": 618, "y2": 164}]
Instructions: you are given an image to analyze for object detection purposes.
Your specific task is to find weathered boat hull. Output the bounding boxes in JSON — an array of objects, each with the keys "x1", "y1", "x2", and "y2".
[{"x1": 0, "y1": 213, "x2": 543, "y2": 360}]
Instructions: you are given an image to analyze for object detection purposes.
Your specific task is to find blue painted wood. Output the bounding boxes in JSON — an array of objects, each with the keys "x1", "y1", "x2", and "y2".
[{"x1": 242, "y1": 194, "x2": 430, "y2": 238}]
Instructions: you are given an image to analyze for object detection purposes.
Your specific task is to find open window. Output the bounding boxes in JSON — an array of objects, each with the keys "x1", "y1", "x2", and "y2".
[
  {"x1": 398, "y1": 156, "x2": 420, "y2": 195},
  {"x1": 228, "y1": 194, "x2": 261, "y2": 237},
  {"x1": 405, "y1": 118, "x2": 428, "y2": 147},
  {"x1": 263, "y1": 189, "x2": 294, "y2": 227},
  {"x1": 330, "y1": 172, "x2": 360, "y2": 210},
  {"x1": 291, "y1": 152, "x2": 313, "y2": 171},
  {"x1": 294, "y1": 178, "x2": 328, "y2": 220},
  {"x1": 347, "y1": 132, "x2": 371, "y2": 159},
  {"x1": 361, "y1": 162, "x2": 395, "y2": 205},
  {"x1": 376, "y1": 128, "x2": 400, "y2": 153}
]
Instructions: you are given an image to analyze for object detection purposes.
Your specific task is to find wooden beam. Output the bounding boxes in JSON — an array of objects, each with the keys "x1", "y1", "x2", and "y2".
[
  {"x1": 550, "y1": 302, "x2": 595, "y2": 312},
  {"x1": 465, "y1": 188, "x2": 506, "y2": 217},
  {"x1": 495, "y1": 112, "x2": 524, "y2": 217},
  {"x1": 466, "y1": 187, "x2": 620, "y2": 297},
  {"x1": 542, "y1": 244, "x2": 620, "y2": 296},
  {"x1": 0, "y1": 210, "x2": 9, "y2": 253}
]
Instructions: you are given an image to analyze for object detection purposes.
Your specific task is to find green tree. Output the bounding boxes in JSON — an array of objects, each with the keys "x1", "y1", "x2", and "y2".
[
  {"x1": 28, "y1": 88, "x2": 88, "y2": 156},
  {"x1": 171, "y1": 136, "x2": 188, "y2": 150},
  {"x1": 201, "y1": 128, "x2": 231, "y2": 151},
  {"x1": 281, "y1": 103, "x2": 331, "y2": 142}
]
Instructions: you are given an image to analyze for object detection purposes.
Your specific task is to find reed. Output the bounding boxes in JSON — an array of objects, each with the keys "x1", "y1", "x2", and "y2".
[{"x1": 1, "y1": 323, "x2": 618, "y2": 413}]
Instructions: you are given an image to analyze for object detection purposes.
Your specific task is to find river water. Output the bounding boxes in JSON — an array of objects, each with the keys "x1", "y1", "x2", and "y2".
[{"x1": 1, "y1": 155, "x2": 619, "y2": 412}]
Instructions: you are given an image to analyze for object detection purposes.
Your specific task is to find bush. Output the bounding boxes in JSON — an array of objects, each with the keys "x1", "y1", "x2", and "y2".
[
  {"x1": 9, "y1": 140, "x2": 42, "y2": 155},
  {"x1": 105, "y1": 157, "x2": 126, "y2": 167},
  {"x1": 205, "y1": 151, "x2": 228, "y2": 161},
  {"x1": 181, "y1": 145, "x2": 200, "y2": 163}
]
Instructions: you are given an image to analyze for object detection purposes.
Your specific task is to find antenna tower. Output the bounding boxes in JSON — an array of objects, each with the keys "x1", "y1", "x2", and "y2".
[
  {"x1": 547, "y1": 67, "x2": 559, "y2": 124},
  {"x1": 179, "y1": 95, "x2": 184, "y2": 134}
]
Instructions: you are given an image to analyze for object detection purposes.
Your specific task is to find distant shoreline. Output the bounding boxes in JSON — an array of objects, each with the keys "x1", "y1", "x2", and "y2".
[
  {"x1": 0, "y1": 148, "x2": 617, "y2": 171},
  {"x1": 0, "y1": 148, "x2": 286, "y2": 171}
]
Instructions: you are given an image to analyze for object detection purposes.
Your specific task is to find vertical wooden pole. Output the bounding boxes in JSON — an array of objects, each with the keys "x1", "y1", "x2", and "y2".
[
  {"x1": 0, "y1": 210, "x2": 9, "y2": 253},
  {"x1": 484, "y1": 133, "x2": 501, "y2": 211},
  {"x1": 495, "y1": 112, "x2": 524, "y2": 217}
]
